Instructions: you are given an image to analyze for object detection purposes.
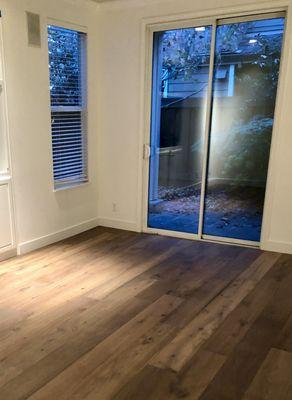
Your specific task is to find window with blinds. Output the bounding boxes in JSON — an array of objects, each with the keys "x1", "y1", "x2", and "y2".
[{"x1": 47, "y1": 25, "x2": 88, "y2": 189}]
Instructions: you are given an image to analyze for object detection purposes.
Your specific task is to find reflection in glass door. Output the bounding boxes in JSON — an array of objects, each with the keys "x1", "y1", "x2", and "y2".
[
  {"x1": 148, "y1": 26, "x2": 213, "y2": 234},
  {"x1": 147, "y1": 13, "x2": 285, "y2": 244}
]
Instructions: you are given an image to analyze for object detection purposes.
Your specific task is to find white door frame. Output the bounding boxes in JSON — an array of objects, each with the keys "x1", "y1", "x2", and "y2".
[{"x1": 141, "y1": 6, "x2": 288, "y2": 248}]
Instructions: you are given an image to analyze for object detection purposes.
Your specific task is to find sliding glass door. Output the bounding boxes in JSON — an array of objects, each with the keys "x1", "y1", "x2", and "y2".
[{"x1": 147, "y1": 13, "x2": 285, "y2": 244}]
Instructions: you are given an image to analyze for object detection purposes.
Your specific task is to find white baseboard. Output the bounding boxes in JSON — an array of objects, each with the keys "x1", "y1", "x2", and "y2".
[
  {"x1": 17, "y1": 218, "x2": 99, "y2": 255},
  {"x1": 97, "y1": 217, "x2": 140, "y2": 233},
  {"x1": 261, "y1": 240, "x2": 292, "y2": 255},
  {"x1": 0, "y1": 246, "x2": 17, "y2": 262}
]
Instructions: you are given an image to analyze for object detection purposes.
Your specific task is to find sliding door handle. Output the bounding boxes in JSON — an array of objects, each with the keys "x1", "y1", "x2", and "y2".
[{"x1": 143, "y1": 144, "x2": 151, "y2": 160}]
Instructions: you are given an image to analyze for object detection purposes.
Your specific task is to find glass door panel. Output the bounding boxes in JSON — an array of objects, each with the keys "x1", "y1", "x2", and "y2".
[
  {"x1": 203, "y1": 16, "x2": 285, "y2": 242},
  {"x1": 148, "y1": 26, "x2": 212, "y2": 234}
]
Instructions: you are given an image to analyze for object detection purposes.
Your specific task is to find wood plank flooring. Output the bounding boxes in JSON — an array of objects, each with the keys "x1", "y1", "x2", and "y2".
[{"x1": 0, "y1": 227, "x2": 291, "y2": 400}]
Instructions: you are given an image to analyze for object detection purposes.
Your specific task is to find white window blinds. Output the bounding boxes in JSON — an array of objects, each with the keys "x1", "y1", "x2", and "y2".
[{"x1": 48, "y1": 25, "x2": 88, "y2": 189}]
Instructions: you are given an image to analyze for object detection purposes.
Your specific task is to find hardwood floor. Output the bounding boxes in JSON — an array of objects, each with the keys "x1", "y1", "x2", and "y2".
[{"x1": 0, "y1": 227, "x2": 292, "y2": 399}]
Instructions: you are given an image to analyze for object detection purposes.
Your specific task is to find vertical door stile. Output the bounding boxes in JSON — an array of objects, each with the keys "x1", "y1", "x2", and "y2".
[
  {"x1": 148, "y1": 33, "x2": 163, "y2": 203},
  {"x1": 197, "y1": 20, "x2": 217, "y2": 239}
]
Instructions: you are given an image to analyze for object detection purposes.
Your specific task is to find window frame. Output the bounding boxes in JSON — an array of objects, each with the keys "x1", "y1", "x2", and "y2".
[{"x1": 47, "y1": 20, "x2": 89, "y2": 191}]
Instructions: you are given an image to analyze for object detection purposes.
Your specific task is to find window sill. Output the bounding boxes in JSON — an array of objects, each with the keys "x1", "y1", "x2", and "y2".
[{"x1": 53, "y1": 180, "x2": 90, "y2": 192}]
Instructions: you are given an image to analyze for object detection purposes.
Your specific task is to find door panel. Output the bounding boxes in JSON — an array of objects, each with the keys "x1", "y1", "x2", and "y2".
[
  {"x1": 203, "y1": 17, "x2": 285, "y2": 241},
  {"x1": 147, "y1": 26, "x2": 212, "y2": 234}
]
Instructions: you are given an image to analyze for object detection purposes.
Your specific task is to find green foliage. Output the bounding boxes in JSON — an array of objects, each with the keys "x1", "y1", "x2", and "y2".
[
  {"x1": 48, "y1": 26, "x2": 81, "y2": 106},
  {"x1": 219, "y1": 116, "x2": 273, "y2": 183},
  {"x1": 236, "y1": 33, "x2": 283, "y2": 110},
  {"x1": 161, "y1": 27, "x2": 212, "y2": 80}
]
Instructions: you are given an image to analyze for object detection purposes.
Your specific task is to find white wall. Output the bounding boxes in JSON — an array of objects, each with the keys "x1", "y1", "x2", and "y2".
[
  {"x1": 1, "y1": 0, "x2": 99, "y2": 253},
  {"x1": 95, "y1": 0, "x2": 292, "y2": 254}
]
